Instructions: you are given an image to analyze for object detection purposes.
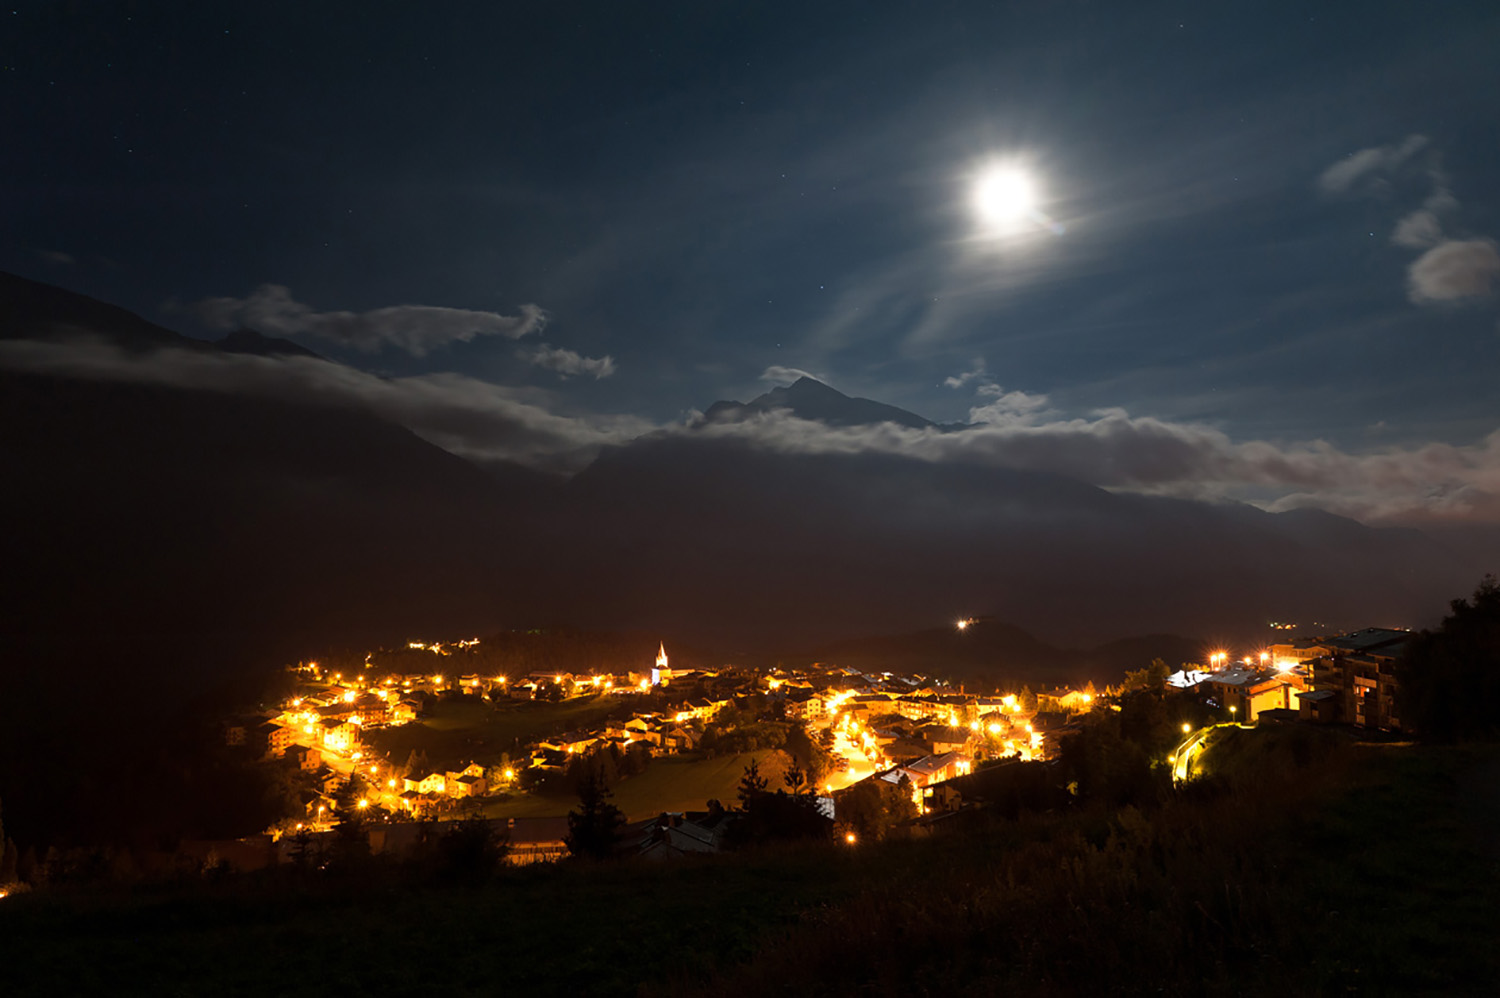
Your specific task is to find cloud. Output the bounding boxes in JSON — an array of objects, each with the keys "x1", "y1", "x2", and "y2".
[
  {"x1": 943, "y1": 358, "x2": 987, "y2": 389},
  {"x1": 8, "y1": 336, "x2": 1500, "y2": 523},
  {"x1": 1391, "y1": 209, "x2": 1444, "y2": 249},
  {"x1": 189, "y1": 284, "x2": 547, "y2": 356},
  {"x1": 523, "y1": 344, "x2": 616, "y2": 379},
  {"x1": 38, "y1": 249, "x2": 75, "y2": 266},
  {"x1": 1318, "y1": 134, "x2": 1428, "y2": 194},
  {"x1": 1407, "y1": 239, "x2": 1500, "y2": 302},
  {"x1": 760, "y1": 365, "x2": 822, "y2": 386},
  {"x1": 0, "y1": 337, "x2": 647, "y2": 471},
  {"x1": 968, "y1": 386, "x2": 1051, "y2": 426},
  {"x1": 686, "y1": 403, "x2": 1500, "y2": 524}
]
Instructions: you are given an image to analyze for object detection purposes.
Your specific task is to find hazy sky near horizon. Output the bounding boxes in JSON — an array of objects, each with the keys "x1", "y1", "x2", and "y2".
[{"x1": 4, "y1": 1, "x2": 1500, "y2": 520}]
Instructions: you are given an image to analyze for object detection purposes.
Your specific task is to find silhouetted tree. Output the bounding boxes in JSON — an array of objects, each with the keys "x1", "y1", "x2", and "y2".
[
  {"x1": 1399, "y1": 576, "x2": 1500, "y2": 741},
  {"x1": 437, "y1": 810, "x2": 509, "y2": 881},
  {"x1": 565, "y1": 771, "x2": 625, "y2": 860},
  {"x1": 783, "y1": 763, "x2": 807, "y2": 793},
  {"x1": 737, "y1": 758, "x2": 769, "y2": 803},
  {"x1": 1123, "y1": 658, "x2": 1171, "y2": 692}
]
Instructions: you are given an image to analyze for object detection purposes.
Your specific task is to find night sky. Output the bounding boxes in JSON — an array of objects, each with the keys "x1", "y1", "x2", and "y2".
[{"x1": 5, "y1": 1, "x2": 1499, "y2": 522}]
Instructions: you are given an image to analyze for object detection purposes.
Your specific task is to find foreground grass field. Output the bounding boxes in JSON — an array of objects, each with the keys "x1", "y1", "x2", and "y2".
[{"x1": 5, "y1": 736, "x2": 1497, "y2": 996}]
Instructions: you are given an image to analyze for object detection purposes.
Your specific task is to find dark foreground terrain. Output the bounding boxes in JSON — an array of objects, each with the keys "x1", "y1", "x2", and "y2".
[{"x1": 3, "y1": 732, "x2": 1497, "y2": 996}]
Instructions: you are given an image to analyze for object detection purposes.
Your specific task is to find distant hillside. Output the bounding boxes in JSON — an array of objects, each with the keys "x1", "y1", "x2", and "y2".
[
  {"x1": 809, "y1": 621, "x2": 1204, "y2": 687},
  {"x1": 547, "y1": 428, "x2": 1471, "y2": 648}
]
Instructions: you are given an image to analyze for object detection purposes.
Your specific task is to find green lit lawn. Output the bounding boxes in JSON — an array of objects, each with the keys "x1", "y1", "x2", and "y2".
[
  {"x1": 479, "y1": 750, "x2": 785, "y2": 820},
  {"x1": 362, "y1": 694, "x2": 625, "y2": 769}
]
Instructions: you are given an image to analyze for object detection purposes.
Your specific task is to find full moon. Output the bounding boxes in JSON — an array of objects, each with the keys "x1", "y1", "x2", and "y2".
[{"x1": 972, "y1": 166, "x2": 1038, "y2": 229}]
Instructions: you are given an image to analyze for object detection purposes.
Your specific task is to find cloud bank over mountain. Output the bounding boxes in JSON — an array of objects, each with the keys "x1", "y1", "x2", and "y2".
[{"x1": 6, "y1": 329, "x2": 1500, "y2": 524}]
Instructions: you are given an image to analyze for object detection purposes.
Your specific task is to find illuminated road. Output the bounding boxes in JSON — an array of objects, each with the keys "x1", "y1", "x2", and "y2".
[{"x1": 1171, "y1": 722, "x2": 1255, "y2": 783}]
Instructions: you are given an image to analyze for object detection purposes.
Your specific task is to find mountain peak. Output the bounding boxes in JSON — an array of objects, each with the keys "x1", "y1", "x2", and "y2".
[{"x1": 702, "y1": 376, "x2": 934, "y2": 430}]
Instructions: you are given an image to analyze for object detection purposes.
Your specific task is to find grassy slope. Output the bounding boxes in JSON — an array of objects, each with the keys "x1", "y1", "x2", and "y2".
[
  {"x1": 480, "y1": 750, "x2": 785, "y2": 820},
  {"x1": 363, "y1": 694, "x2": 626, "y2": 769},
  {"x1": 4, "y1": 736, "x2": 1497, "y2": 996}
]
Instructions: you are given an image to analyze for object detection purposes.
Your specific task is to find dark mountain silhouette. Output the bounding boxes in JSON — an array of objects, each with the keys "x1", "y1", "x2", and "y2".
[
  {"x1": 215, "y1": 327, "x2": 324, "y2": 359},
  {"x1": 702, "y1": 376, "x2": 935, "y2": 430},
  {"x1": 808, "y1": 623, "x2": 1205, "y2": 688},
  {"x1": 545, "y1": 428, "x2": 1472, "y2": 649},
  {"x1": 0, "y1": 271, "x2": 560, "y2": 667}
]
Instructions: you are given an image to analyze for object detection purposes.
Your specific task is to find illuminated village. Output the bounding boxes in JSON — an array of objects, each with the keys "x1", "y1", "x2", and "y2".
[{"x1": 214, "y1": 621, "x2": 1414, "y2": 867}]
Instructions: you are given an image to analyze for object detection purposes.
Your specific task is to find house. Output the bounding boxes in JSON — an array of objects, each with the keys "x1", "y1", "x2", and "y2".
[
  {"x1": 285, "y1": 743, "x2": 321, "y2": 771},
  {"x1": 450, "y1": 774, "x2": 486, "y2": 797},
  {"x1": 783, "y1": 689, "x2": 824, "y2": 721},
  {"x1": 639, "y1": 809, "x2": 736, "y2": 860},
  {"x1": 1296, "y1": 688, "x2": 1339, "y2": 723},
  {"x1": 660, "y1": 726, "x2": 700, "y2": 753},
  {"x1": 900, "y1": 752, "x2": 972, "y2": 787},
  {"x1": 257, "y1": 720, "x2": 297, "y2": 758},
  {"x1": 319, "y1": 718, "x2": 359, "y2": 753},
  {"x1": 506, "y1": 816, "x2": 570, "y2": 865},
  {"x1": 917, "y1": 724, "x2": 971, "y2": 755},
  {"x1": 541, "y1": 731, "x2": 599, "y2": 755}
]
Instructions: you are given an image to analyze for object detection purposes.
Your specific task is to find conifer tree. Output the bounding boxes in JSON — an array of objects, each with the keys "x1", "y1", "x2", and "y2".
[{"x1": 565, "y1": 771, "x2": 625, "y2": 860}]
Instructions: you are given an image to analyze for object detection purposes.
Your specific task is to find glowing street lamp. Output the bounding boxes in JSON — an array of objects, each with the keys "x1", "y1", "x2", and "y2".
[{"x1": 1181, "y1": 722, "x2": 1192, "y2": 734}]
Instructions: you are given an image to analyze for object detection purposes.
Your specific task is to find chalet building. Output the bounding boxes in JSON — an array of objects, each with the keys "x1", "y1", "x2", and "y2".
[
  {"x1": 783, "y1": 689, "x2": 824, "y2": 721},
  {"x1": 1205, "y1": 668, "x2": 1304, "y2": 721},
  {"x1": 640, "y1": 809, "x2": 735, "y2": 859},
  {"x1": 285, "y1": 744, "x2": 321, "y2": 771},
  {"x1": 319, "y1": 718, "x2": 359, "y2": 754},
  {"x1": 252, "y1": 720, "x2": 296, "y2": 758},
  {"x1": 845, "y1": 693, "x2": 896, "y2": 718},
  {"x1": 444, "y1": 762, "x2": 487, "y2": 797},
  {"x1": 917, "y1": 724, "x2": 971, "y2": 755},
  {"x1": 1298, "y1": 628, "x2": 1411, "y2": 731},
  {"x1": 901, "y1": 752, "x2": 972, "y2": 787},
  {"x1": 451, "y1": 774, "x2": 485, "y2": 797},
  {"x1": 541, "y1": 731, "x2": 599, "y2": 755}
]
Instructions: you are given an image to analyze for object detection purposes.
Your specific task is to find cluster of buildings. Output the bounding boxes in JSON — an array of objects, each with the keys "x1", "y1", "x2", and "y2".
[{"x1": 1165, "y1": 627, "x2": 1410, "y2": 731}]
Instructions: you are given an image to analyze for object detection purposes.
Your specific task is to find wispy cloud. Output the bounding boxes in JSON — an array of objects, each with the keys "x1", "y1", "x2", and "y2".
[
  {"x1": 188, "y1": 284, "x2": 547, "y2": 356},
  {"x1": 0, "y1": 337, "x2": 645, "y2": 471},
  {"x1": 1319, "y1": 137, "x2": 1498, "y2": 308},
  {"x1": 522, "y1": 343, "x2": 616, "y2": 380},
  {"x1": 759, "y1": 365, "x2": 823, "y2": 386},
  {"x1": 1318, "y1": 134, "x2": 1428, "y2": 194}
]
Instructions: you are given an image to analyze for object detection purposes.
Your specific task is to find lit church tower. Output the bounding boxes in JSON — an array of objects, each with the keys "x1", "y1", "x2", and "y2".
[{"x1": 651, "y1": 642, "x2": 671, "y2": 686}]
